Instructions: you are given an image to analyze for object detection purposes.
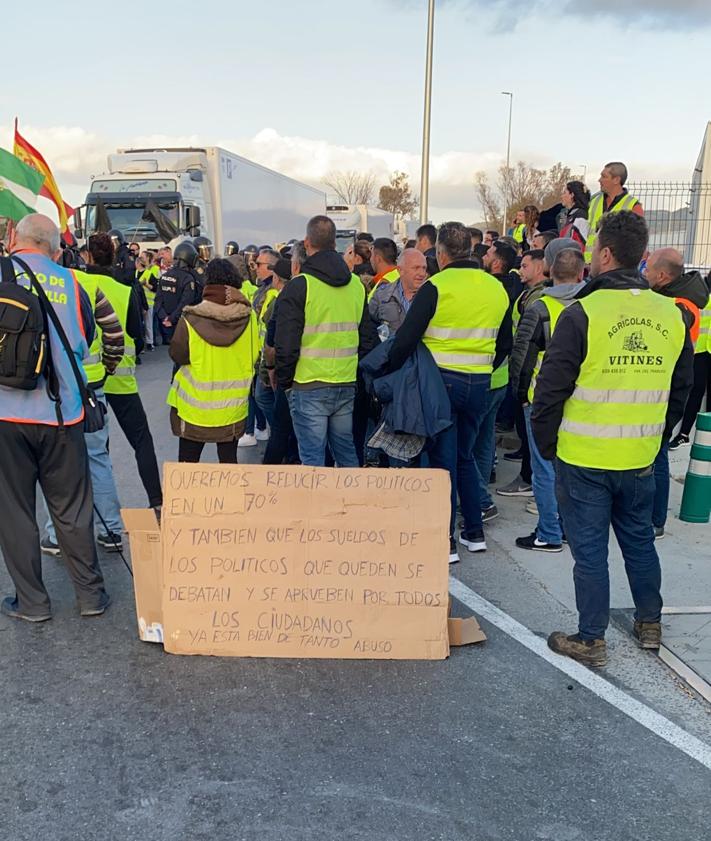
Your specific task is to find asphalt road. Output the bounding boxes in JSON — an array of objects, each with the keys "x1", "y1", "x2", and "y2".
[{"x1": 1, "y1": 346, "x2": 709, "y2": 841}]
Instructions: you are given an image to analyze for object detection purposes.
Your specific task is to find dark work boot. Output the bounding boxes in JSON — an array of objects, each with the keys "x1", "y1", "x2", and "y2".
[
  {"x1": 547, "y1": 631, "x2": 607, "y2": 667},
  {"x1": 633, "y1": 621, "x2": 662, "y2": 650}
]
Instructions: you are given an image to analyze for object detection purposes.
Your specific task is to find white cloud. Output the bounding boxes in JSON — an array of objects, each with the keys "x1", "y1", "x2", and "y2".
[{"x1": 0, "y1": 124, "x2": 696, "y2": 225}]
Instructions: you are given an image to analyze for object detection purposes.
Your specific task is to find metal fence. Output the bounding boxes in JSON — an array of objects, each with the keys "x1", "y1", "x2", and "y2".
[{"x1": 628, "y1": 181, "x2": 711, "y2": 273}]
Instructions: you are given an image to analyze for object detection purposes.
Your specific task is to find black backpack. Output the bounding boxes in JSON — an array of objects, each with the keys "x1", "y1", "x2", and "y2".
[{"x1": 0, "y1": 256, "x2": 47, "y2": 390}]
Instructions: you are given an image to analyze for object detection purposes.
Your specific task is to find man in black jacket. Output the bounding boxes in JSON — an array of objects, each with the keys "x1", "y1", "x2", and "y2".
[
  {"x1": 388, "y1": 222, "x2": 511, "y2": 561},
  {"x1": 533, "y1": 212, "x2": 694, "y2": 667},
  {"x1": 645, "y1": 248, "x2": 710, "y2": 537},
  {"x1": 275, "y1": 216, "x2": 378, "y2": 467}
]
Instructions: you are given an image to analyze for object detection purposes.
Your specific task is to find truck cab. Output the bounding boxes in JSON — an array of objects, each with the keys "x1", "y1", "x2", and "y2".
[{"x1": 77, "y1": 149, "x2": 210, "y2": 252}]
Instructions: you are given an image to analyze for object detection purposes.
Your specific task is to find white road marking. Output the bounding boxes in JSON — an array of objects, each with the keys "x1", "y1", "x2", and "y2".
[{"x1": 449, "y1": 576, "x2": 711, "y2": 772}]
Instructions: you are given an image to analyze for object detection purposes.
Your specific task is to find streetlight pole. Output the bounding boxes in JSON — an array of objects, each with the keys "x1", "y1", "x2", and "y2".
[
  {"x1": 501, "y1": 91, "x2": 513, "y2": 236},
  {"x1": 579, "y1": 164, "x2": 587, "y2": 181},
  {"x1": 419, "y1": 0, "x2": 435, "y2": 225}
]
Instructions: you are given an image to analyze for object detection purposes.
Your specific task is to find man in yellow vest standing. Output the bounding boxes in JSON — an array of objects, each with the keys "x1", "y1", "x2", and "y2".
[
  {"x1": 533, "y1": 212, "x2": 694, "y2": 666},
  {"x1": 90, "y1": 237, "x2": 163, "y2": 514},
  {"x1": 584, "y1": 162, "x2": 643, "y2": 265},
  {"x1": 388, "y1": 222, "x2": 510, "y2": 562},
  {"x1": 276, "y1": 216, "x2": 378, "y2": 467},
  {"x1": 509, "y1": 248, "x2": 585, "y2": 552}
]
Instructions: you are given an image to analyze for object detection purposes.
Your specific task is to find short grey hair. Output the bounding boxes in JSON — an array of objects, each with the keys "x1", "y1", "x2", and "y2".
[
  {"x1": 16, "y1": 213, "x2": 60, "y2": 255},
  {"x1": 604, "y1": 161, "x2": 628, "y2": 186},
  {"x1": 258, "y1": 247, "x2": 280, "y2": 267},
  {"x1": 291, "y1": 240, "x2": 307, "y2": 269}
]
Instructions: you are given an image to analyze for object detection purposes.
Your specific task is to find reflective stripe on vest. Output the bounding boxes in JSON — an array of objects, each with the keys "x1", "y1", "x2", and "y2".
[
  {"x1": 140, "y1": 266, "x2": 159, "y2": 306},
  {"x1": 74, "y1": 271, "x2": 103, "y2": 384},
  {"x1": 294, "y1": 273, "x2": 365, "y2": 385},
  {"x1": 697, "y1": 306, "x2": 711, "y2": 354},
  {"x1": 527, "y1": 296, "x2": 565, "y2": 403},
  {"x1": 100, "y1": 280, "x2": 137, "y2": 395},
  {"x1": 259, "y1": 286, "x2": 280, "y2": 346},
  {"x1": 167, "y1": 315, "x2": 259, "y2": 426},
  {"x1": 367, "y1": 267, "x2": 399, "y2": 301},
  {"x1": 557, "y1": 289, "x2": 685, "y2": 470},
  {"x1": 422, "y1": 267, "x2": 509, "y2": 375},
  {"x1": 0, "y1": 254, "x2": 87, "y2": 425},
  {"x1": 584, "y1": 192, "x2": 639, "y2": 263}
]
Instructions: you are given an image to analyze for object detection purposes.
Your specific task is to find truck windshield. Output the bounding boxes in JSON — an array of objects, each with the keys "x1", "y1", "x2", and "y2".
[{"x1": 85, "y1": 200, "x2": 179, "y2": 243}]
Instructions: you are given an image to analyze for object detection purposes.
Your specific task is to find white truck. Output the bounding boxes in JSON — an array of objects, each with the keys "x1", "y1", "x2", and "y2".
[
  {"x1": 327, "y1": 204, "x2": 396, "y2": 252},
  {"x1": 75, "y1": 147, "x2": 326, "y2": 253}
]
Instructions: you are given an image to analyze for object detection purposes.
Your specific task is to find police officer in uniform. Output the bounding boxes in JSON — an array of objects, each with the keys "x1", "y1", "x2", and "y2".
[
  {"x1": 154, "y1": 240, "x2": 198, "y2": 343},
  {"x1": 192, "y1": 236, "x2": 213, "y2": 299},
  {"x1": 109, "y1": 229, "x2": 136, "y2": 285},
  {"x1": 533, "y1": 211, "x2": 694, "y2": 667},
  {"x1": 224, "y1": 240, "x2": 240, "y2": 257}
]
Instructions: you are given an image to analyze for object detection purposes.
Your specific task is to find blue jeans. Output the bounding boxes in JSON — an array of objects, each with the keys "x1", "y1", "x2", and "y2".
[
  {"x1": 427, "y1": 370, "x2": 489, "y2": 538},
  {"x1": 45, "y1": 390, "x2": 122, "y2": 539},
  {"x1": 254, "y1": 377, "x2": 276, "y2": 430},
  {"x1": 475, "y1": 385, "x2": 507, "y2": 510},
  {"x1": 652, "y1": 443, "x2": 670, "y2": 529},
  {"x1": 524, "y1": 404, "x2": 562, "y2": 543},
  {"x1": 289, "y1": 386, "x2": 359, "y2": 467},
  {"x1": 555, "y1": 459, "x2": 662, "y2": 641},
  {"x1": 245, "y1": 384, "x2": 267, "y2": 435}
]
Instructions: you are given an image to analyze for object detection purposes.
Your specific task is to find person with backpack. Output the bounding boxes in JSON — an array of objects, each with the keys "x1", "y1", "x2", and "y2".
[{"x1": 0, "y1": 214, "x2": 110, "y2": 622}]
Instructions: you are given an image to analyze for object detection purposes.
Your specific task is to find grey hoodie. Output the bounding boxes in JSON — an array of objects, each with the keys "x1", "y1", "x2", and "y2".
[{"x1": 510, "y1": 281, "x2": 585, "y2": 404}]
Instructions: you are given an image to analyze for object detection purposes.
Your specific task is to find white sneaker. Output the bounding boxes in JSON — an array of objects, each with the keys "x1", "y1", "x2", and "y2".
[
  {"x1": 526, "y1": 500, "x2": 539, "y2": 515},
  {"x1": 238, "y1": 434, "x2": 257, "y2": 448},
  {"x1": 255, "y1": 427, "x2": 270, "y2": 442},
  {"x1": 459, "y1": 532, "x2": 487, "y2": 553}
]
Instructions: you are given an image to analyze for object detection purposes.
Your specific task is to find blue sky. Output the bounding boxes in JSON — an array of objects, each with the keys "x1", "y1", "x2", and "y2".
[{"x1": 3, "y1": 0, "x2": 710, "y2": 221}]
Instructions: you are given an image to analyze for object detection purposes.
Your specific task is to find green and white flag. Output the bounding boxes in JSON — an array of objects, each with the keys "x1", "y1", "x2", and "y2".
[{"x1": 0, "y1": 147, "x2": 45, "y2": 221}]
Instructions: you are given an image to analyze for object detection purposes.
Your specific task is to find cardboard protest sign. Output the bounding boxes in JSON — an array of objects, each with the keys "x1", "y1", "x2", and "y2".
[{"x1": 158, "y1": 463, "x2": 451, "y2": 659}]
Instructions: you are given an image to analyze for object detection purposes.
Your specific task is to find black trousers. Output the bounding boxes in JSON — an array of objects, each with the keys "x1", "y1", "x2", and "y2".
[
  {"x1": 0, "y1": 421, "x2": 107, "y2": 615},
  {"x1": 681, "y1": 352, "x2": 711, "y2": 435},
  {"x1": 263, "y1": 388, "x2": 299, "y2": 465},
  {"x1": 178, "y1": 438, "x2": 238, "y2": 464},
  {"x1": 105, "y1": 392, "x2": 163, "y2": 507}
]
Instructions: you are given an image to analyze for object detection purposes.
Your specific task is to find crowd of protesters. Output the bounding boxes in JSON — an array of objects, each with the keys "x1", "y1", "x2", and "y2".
[{"x1": 0, "y1": 159, "x2": 709, "y2": 669}]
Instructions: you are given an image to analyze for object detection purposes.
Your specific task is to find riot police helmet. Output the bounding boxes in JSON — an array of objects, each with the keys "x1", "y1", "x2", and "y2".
[
  {"x1": 224, "y1": 240, "x2": 240, "y2": 257},
  {"x1": 174, "y1": 240, "x2": 199, "y2": 269},
  {"x1": 192, "y1": 235, "x2": 213, "y2": 262},
  {"x1": 108, "y1": 228, "x2": 125, "y2": 248}
]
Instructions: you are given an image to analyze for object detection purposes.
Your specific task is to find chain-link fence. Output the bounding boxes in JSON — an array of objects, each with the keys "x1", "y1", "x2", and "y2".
[{"x1": 628, "y1": 181, "x2": 711, "y2": 273}]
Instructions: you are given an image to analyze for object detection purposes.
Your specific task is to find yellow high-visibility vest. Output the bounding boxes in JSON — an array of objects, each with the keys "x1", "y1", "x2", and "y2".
[
  {"x1": 696, "y1": 305, "x2": 711, "y2": 355},
  {"x1": 167, "y1": 314, "x2": 259, "y2": 426},
  {"x1": 102, "y1": 280, "x2": 137, "y2": 395},
  {"x1": 423, "y1": 267, "x2": 509, "y2": 375},
  {"x1": 555, "y1": 289, "x2": 685, "y2": 469},
  {"x1": 584, "y1": 192, "x2": 639, "y2": 264},
  {"x1": 139, "y1": 265, "x2": 159, "y2": 306},
  {"x1": 527, "y1": 296, "x2": 565, "y2": 404},
  {"x1": 294, "y1": 273, "x2": 365, "y2": 385}
]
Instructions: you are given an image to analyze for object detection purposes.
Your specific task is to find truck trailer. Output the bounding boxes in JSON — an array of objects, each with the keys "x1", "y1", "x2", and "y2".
[{"x1": 76, "y1": 147, "x2": 326, "y2": 253}]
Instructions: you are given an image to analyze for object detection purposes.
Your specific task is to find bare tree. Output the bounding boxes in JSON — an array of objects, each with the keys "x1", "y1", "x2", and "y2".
[
  {"x1": 378, "y1": 171, "x2": 419, "y2": 218},
  {"x1": 474, "y1": 171, "x2": 502, "y2": 230},
  {"x1": 477, "y1": 161, "x2": 574, "y2": 231},
  {"x1": 323, "y1": 170, "x2": 376, "y2": 205}
]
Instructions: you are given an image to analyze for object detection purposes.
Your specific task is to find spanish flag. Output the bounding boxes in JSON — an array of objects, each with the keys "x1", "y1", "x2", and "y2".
[{"x1": 13, "y1": 118, "x2": 75, "y2": 244}]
